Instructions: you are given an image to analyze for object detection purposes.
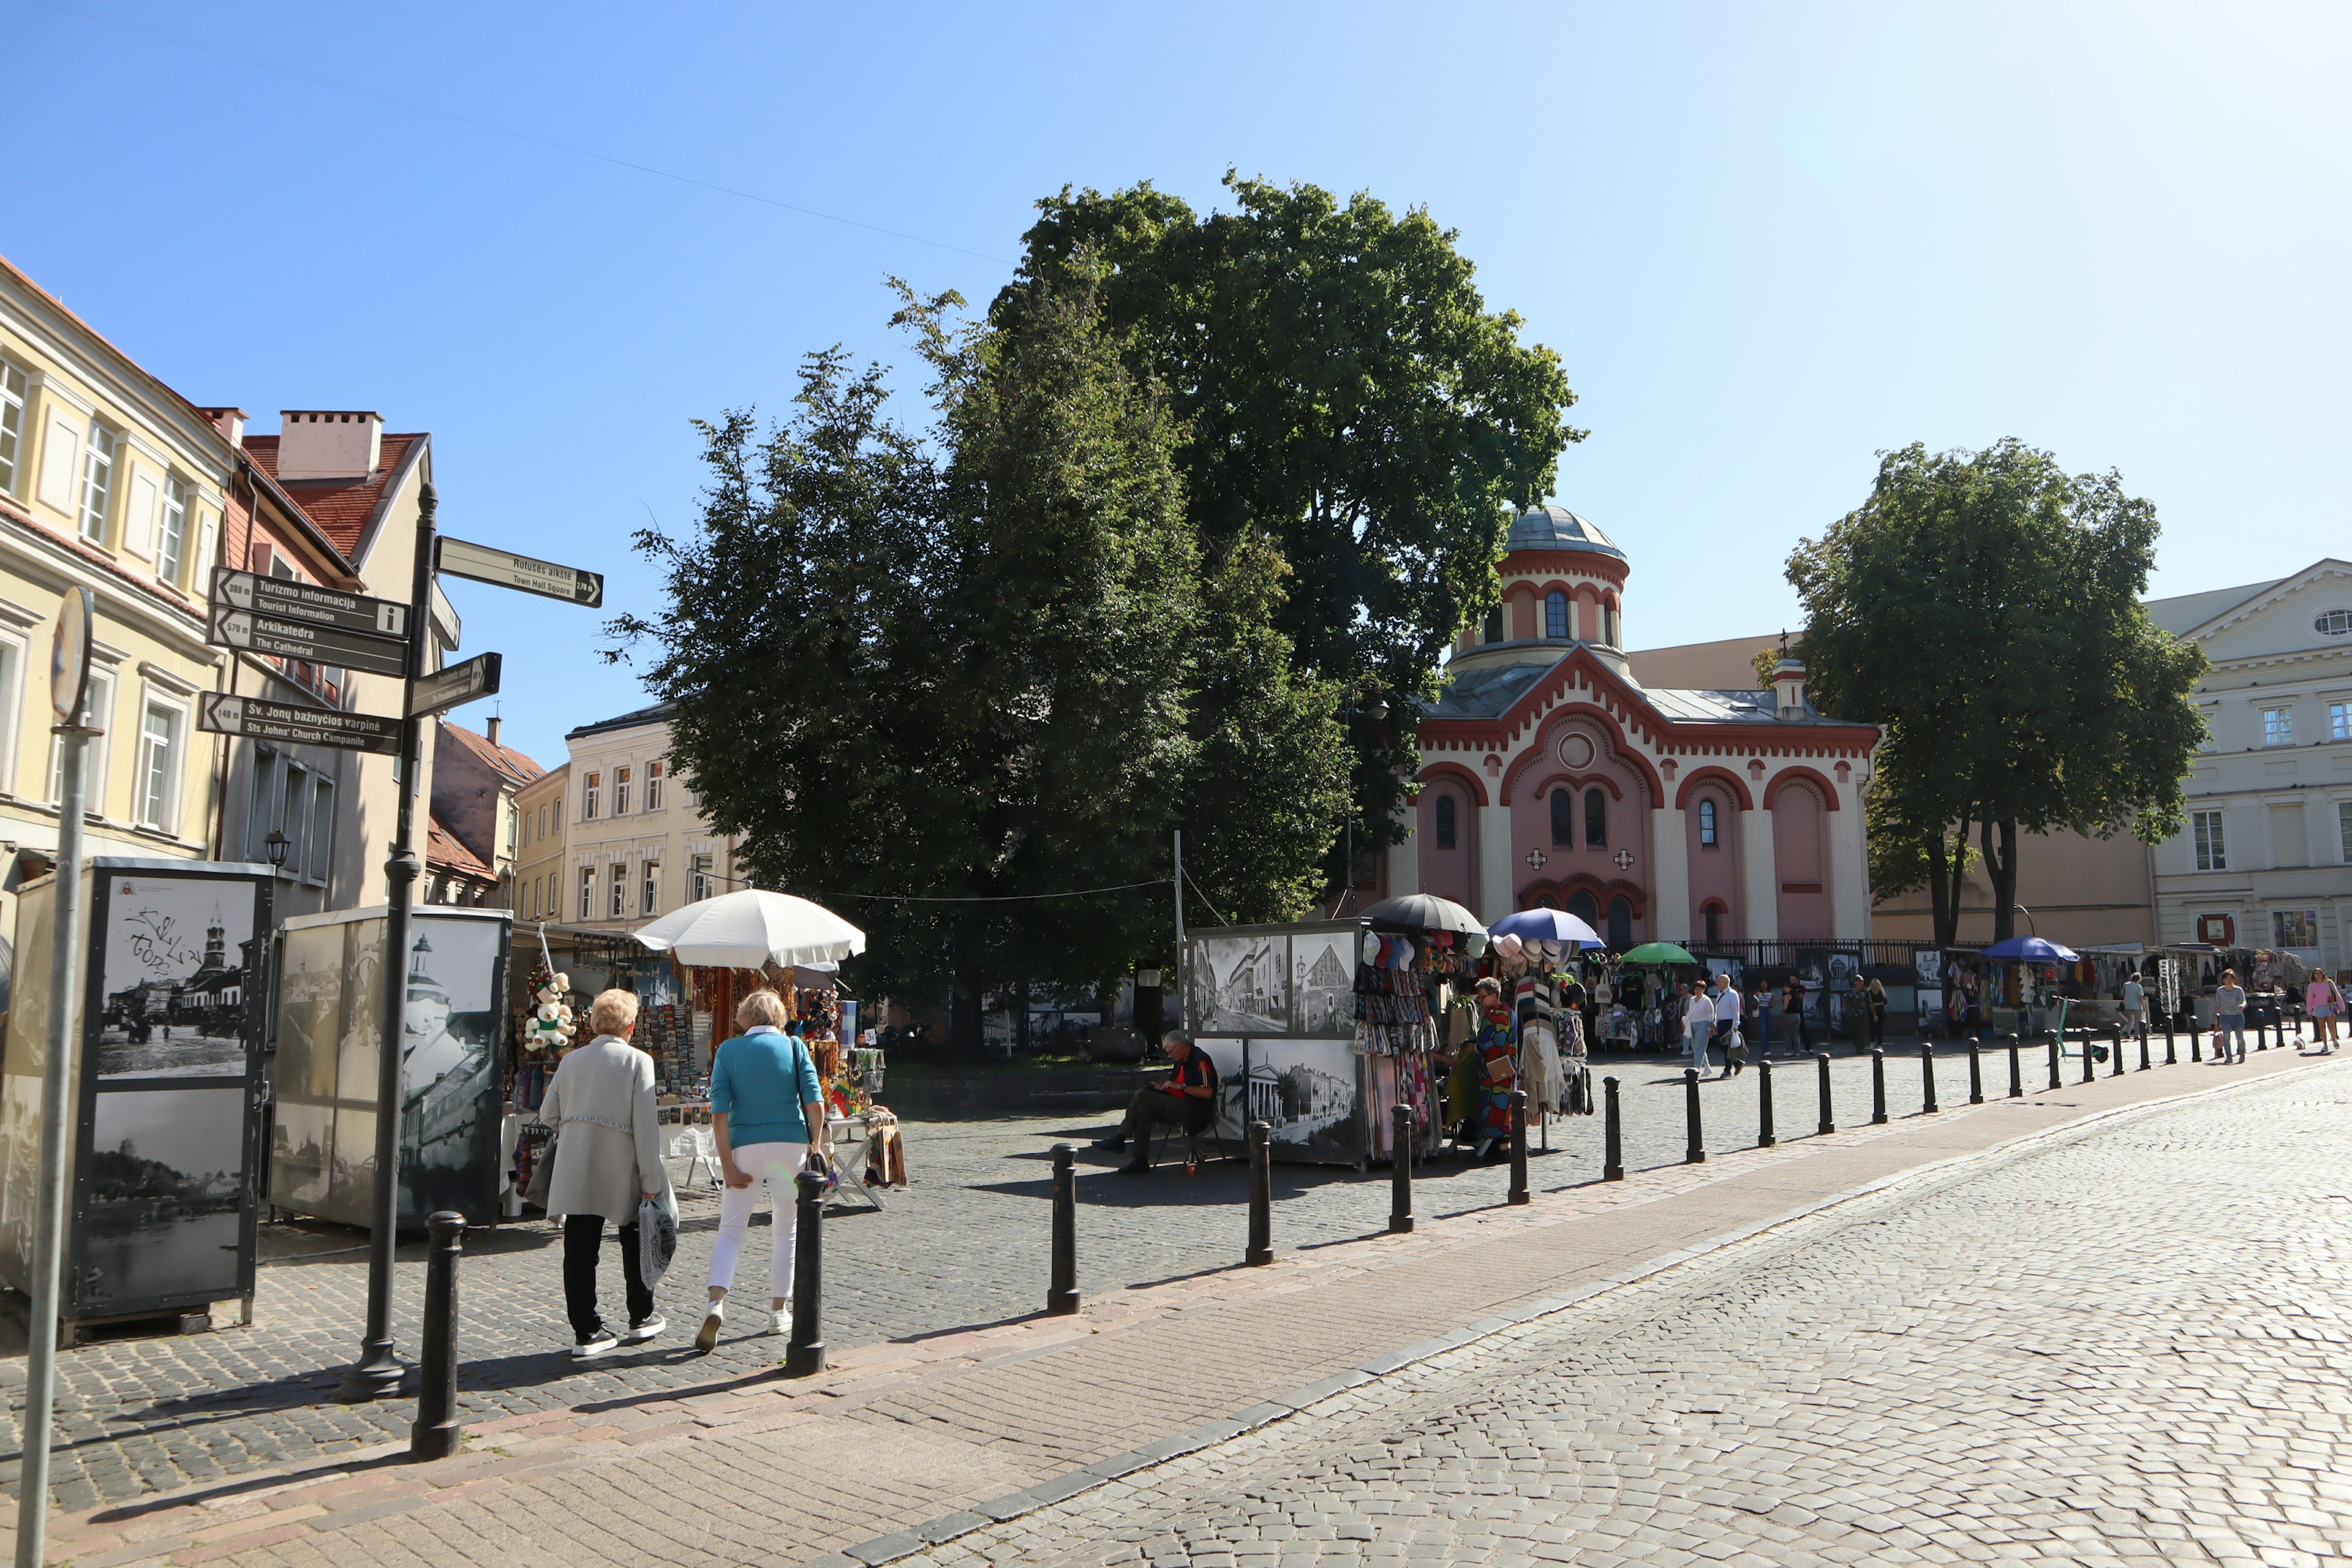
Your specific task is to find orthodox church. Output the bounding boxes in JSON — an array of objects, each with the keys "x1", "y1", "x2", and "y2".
[{"x1": 1393, "y1": 506, "x2": 1881, "y2": 947}]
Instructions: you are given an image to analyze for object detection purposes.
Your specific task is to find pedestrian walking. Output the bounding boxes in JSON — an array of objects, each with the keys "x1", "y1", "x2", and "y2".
[
  {"x1": 1684, "y1": 983, "x2": 1716, "y2": 1079},
  {"x1": 1865, "y1": 977, "x2": 1889, "y2": 1051},
  {"x1": 2304, "y1": 970, "x2": 2342, "y2": 1052},
  {"x1": 1751, "y1": 981, "x2": 1773, "y2": 1058},
  {"x1": 539, "y1": 989, "x2": 671, "y2": 1357},
  {"x1": 696, "y1": 989, "x2": 829, "y2": 1353},
  {"x1": 2120, "y1": 973, "x2": 2146, "y2": 1038},
  {"x1": 1710, "y1": 974, "x2": 1742, "y2": 1077},
  {"x1": 2213, "y1": 970, "x2": 2248, "y2": 1064},
  {"x1": 1781, "y1": 973, "x2": 1810, "y2": 1054}
]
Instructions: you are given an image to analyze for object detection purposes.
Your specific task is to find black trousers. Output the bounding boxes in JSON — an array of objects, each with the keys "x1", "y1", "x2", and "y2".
[
  {"x1": 1120, "y1": 1088, "x2": 1195, "y2": 1154},
  {"x1": 564, "y1": 1213, "x2": 652, "y2": 1341}
]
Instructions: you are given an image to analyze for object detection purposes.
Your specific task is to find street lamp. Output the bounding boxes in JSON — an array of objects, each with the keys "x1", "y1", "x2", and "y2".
[
  {"x1": 264, "y1": 830, "x2": 290, "y2": 873},
  {"x1": 2014, "y1": 903, "x2": 2037, "y2": 936}
]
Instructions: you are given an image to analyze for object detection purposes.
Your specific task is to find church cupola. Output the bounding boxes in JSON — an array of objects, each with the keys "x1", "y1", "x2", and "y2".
[{"x1": 1771, "y1": 649, "x2": 1810, "y2": 719}]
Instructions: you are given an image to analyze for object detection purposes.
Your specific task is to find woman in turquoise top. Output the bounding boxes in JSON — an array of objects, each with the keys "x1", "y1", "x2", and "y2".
[{"x1": 695, "y1": 990, "x2": 827, "y2": 1354}]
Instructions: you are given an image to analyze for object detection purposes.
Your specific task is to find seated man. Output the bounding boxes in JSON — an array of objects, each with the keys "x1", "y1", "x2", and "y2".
[{"x1": 1095, "y1": 1030, "x2": 1219, "y2": 1175}]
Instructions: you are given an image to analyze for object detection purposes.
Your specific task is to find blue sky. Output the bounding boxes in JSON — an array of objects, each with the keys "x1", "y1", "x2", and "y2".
[{"x1": 7, "y1": 1, "x2": 2345, "y2": 767}]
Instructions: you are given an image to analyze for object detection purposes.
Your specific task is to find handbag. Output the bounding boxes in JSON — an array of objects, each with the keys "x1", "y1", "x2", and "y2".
[
  {"x1": 522, "y1": 1123, "x2": 560, "y2": 1207},
  {"x1": 637, "y1": 1191, "x2": 678, "y2": 1286}
]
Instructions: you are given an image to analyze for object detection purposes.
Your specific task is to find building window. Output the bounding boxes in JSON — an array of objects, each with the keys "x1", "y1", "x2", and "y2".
[
  {"x1": 1602, "y1": 603, "x2": 1619, "y2": 647},
  {"x1": 248, "y1": 748, "x2": 282, "y2": 862},
  {"x1": 646, "y1": 760, "x2": 664, "y2": 811},
  {"x1": 0, "y1": 634, "x2": 23, "y2": 794},
  {"x1": 2192, "y1": 809, "x2": 2227, "y2": 872},
  {"x1": 0, "y1": 361, "x2": 25, "y2": 494},
  {"x1": 1434, "y1": 793, "x2": 1457, "y2": 850},
  {"x1": 1606, "y1": 894, "x2": 1632, "y2": 949},
  {"x1": 2274, "y1": 909, "x2": 2320, "y2": 949},
  {"x1": 1483, "y1": 606, "x2": 1504, "y2": 644},
  {"x1": 52, "y1": 666, "x2": 114, "y2": 809},
  {"x1": 2340, "y1": 801, "x2": 2352, "y2": 864},
  {"x1": 609, "y1": 863, "x2": 627, "y2": 918},
  {"x1": 1584, "y1": 788, "x2": 1607, "y2": 848},
  {"x1": 2316, "y1": 609, "x2": 2352, "y2": 637},
  {"x1": 78, "y1": 422, "x2": 117, "y2": 543},
  {"x1": 1702, "y1": 902, "x2": 1724, "y2": 945},
  {"x1": 579, "y1": 866, "x2": 595, "y2": 921},
  {"x1": 642, "y1": 861, "x2": 660, "y2": 916},
  {"x1": 613, "y1": 765, "x2": 631, "y2": 815},
  {"x1": 1698, "y1": 798, "x2": 1719, "y2": 848},
  {"x1": 1545, "y1": 590, "x2": 1569, "y2": 639},
  {"x1": 690, "y1": 853, "x2": 714, "y2": 903},
  {"x1": 1550, "y1": 788, "x2": 1574, "y2": 846},
  {"x1": 582, "y1": 771, "x2": 600, "y2": 818},
  {"x1": 505, "y1": 801, "x2": 519, "y2": 861},
  {"x1": 135, "y1": 699, "x2": 183, "y2": 832},
  {"x1": 306, "y1": 775, "x2": 336, "y2": 885},
  {"x1": 2262, "y1": 707, "x2": 2294, "y2": 747},
  {"x1": 2331, "y1": 701, "x2": 2350, "y2": 742},
  {"x1": 156, "y1": 475, "x2": 188, "y2": 585}
]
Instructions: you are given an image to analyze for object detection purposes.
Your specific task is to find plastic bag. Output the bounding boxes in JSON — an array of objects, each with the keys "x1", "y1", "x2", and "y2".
[{"x1": 638, "y1": 1189, "x2": 678, "y2": 1287}]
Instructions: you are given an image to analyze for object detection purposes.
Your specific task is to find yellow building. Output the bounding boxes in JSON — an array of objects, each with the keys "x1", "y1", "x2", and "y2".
[{"x1": 0, "y1": 254, "x2": 235, "y2": 941}]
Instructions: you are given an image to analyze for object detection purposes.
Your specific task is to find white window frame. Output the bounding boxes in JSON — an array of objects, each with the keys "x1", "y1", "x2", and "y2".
[
  {"x1": 642, "y1": 859, "x2": 660, "y2": 917},
  {"x1": 2261, "y1": 706, "x2": 2294, "y2": 747},
  {"x1": 0, "y1": 360, "x2": 26, "y2": 496},
  {"x1": 690, "y1": 853, "x2": 713, "y2": 903},
  {"x1": 156, "y1": 473, "x2": 188, "y2": 586},
  {"x1": 2192, "y1": 809, "x2": 2228, "y2": 872},
  {"x1": 2272, "y1": 908, "x2": 2320, "y2": 950},
  {"x1": 78, "y1": 421, "x2": 117, "y2": 543},
  {"x1": 306, "y1": 773, "x2": 336, "y2": 887},
  {"x1": 578, "y1": 865, "x2": 595, "y2": 921},
  {"x1": 2331, "y1": 701, "x2": 2350, "y2": 744},
  {"x1": 0, "y1": 630, "x2": 24, "y2": 795},
  {"x1": 582, "y1": 771, "x2": 600, "y2": 820},
  {"x1": 646, "y1": 760, "x2": 664, "y2": 812},
  {"x1": 613, "y1": 764, "x2": 631, "y2": 815},
  {"x1": 2339, "y1": 801, "x2": 2352, "y2": 865},
  {"x1": 609, "y1": 861, "x2": 627, "y2": 919},
  {"x1": 134, "y1": 692, "x2": 188, "y2": 834}
]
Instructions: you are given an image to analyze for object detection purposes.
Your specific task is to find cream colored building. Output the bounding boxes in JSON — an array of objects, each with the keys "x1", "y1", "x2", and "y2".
[
  {"x1": 510, "y1": 702, "x2": 738, "y2": 935},
  {"x1": 0, "y1": 254, "x2": 235, "y2": 943}
]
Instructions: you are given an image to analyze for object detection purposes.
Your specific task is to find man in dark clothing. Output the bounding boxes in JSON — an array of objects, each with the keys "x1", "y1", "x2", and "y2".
[
  {"x1": 1096, "y1": 1031, "x2": 1220, "y2": 1175},
  {"x1": 1781, "y1": 975, "x2": 1810, "y2": 1054}
]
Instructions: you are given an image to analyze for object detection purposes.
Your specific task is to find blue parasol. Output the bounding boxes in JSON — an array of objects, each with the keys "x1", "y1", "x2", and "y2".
[
  {"x1": 1488, "y1": 908, "x2": 1607, "y2": 948},
  {"x1": 1980, "y1": 935, "x2": 2078, "y2": 963}
]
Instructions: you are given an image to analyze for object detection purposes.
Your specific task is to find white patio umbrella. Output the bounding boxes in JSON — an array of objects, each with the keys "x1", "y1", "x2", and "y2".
[{"x1": 632, "y1": 888, "x2": 866, "y2": 969}]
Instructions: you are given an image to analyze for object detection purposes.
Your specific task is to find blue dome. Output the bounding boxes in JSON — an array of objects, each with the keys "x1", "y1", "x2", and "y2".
[{"x1": 1507, "y1": 504, "x2": 1623, "y2": 559}]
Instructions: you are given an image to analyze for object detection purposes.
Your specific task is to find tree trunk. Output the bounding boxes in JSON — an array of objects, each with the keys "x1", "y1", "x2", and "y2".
[
  {"x1": 1981, "y1": 818, "x2": 2019, "y2": 943},
  {"x1": 1927, "y1": 816, "x2": 1969, "y2": 949}
]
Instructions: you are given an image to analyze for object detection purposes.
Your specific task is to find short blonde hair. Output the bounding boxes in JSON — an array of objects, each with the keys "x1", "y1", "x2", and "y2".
[
  {"x1": 590, "y1": 988, "x2": 640, "y2": 1036},
  {"x1": 736, "y1": 989, "x2": 788, "y2": 1030}
]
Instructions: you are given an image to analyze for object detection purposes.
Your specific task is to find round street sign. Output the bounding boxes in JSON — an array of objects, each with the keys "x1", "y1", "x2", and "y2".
[{"x1": 51, "y1": 586, "x2": 92, "y2": 726}]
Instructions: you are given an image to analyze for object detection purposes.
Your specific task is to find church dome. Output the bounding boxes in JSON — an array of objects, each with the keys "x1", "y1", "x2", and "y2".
[{"x1": 1507, "y1": 504, "x2": 1623, "y2": 560}]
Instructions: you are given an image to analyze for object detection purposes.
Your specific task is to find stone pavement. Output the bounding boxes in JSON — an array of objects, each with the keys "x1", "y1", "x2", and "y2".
[
  {"x1": 2, "y1": 1036, "x2": 2332, "y2": 1566},
  {"x1": 2, "y1": 1042, "x2": 1965, "y2": 1510}
]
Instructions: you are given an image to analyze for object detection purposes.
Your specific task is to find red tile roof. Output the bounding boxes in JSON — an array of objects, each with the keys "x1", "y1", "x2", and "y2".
[
  {"x1": 439, "y1": 720, "x2": 548, "y2": 786},
  {"x1": 241, "y1": 432, "x2": 424, "y2": 556},
  {"x1": 426, "y1": 815, "x2": 497, "y2": 882}
]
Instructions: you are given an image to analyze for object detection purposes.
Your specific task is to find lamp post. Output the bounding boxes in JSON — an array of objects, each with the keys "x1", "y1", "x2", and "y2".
[{"x1": 265, "y1": 829, "x2": 290, "y2": 873}]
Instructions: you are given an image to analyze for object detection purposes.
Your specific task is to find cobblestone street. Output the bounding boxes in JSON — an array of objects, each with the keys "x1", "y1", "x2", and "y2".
[
  {"x1": 0, "y1": 1043, "x2": 1976, "y2": 1511},
  {"x1": 917, "y1": 1060, "x2": 2352, "y2": 1568}
]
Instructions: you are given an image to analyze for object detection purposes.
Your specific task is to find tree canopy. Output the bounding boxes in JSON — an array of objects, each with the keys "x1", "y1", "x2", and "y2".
[
  {"x1": 995, "y1": 175, "x2": 1581, "y2": 871},
  {"x1": 1786, "y1": 439, "x2": 2207, "y2": 946}
]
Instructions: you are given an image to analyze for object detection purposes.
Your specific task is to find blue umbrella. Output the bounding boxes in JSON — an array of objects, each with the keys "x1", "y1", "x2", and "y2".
[
  {"x1": 1980, "y1": 935, "x2": 2078, "y2": 963},
  {"x1": 1489, "y1": 908, "x2": 1607, "y2": 948}
]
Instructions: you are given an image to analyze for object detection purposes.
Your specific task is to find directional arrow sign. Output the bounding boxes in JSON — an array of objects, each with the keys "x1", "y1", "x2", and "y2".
[
  {"x1": 407, "y1": 651, "x2": 502, "y2": 718},
  {"x1": 212, "y1": 567, "x2": 409, "y2": 641},
  {"x1": 436, "y1": 535, "x2": 603, "y2": 608},
  {"x1": 208, "y1": 604, "x2": 414, "y2": 677},
  {"x1": 198, "y1": 693, "x2": 402, "y2": 755}
]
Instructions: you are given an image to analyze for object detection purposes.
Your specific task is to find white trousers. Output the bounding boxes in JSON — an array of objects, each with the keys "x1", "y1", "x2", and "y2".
[{"x1": 708, "y1": 1140, "x2": 808, "y2": 1302}]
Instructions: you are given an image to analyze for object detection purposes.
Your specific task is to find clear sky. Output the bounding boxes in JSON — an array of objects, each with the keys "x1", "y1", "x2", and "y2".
[{"x1": 7, "y1": 1, "x2": 2345, "y2": 767}]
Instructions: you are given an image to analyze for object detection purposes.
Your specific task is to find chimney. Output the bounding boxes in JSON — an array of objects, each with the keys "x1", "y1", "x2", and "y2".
[
  {"x1": 486, "y1": 715, "x2": 503, "y2": 748},
  {"x1": 1772, "y1": 654, "x2": 1809, "y2": 720},
  {"x1": 200, "y1": 407, "x2": 247, "y2": 446},
  {"x1": 276, "y1": 410, "x2": 383, "y2": 481}
]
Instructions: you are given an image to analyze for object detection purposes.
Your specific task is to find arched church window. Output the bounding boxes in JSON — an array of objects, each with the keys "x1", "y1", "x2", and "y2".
[
  {"x1": 1567, "y1": 889, "x2": 1600, "y2": 927},
  {"x1": 1602, "y1": 603, "x2": 1619, "y2": 647},
  {"x1": 1434, "y1": 793, "x2": 1457, "y2": 850},
  {"x1": 1483, "y1": 606, "x2": 1504, "y2": 644},
  {"x1": 1550, "y1": 788, "x2": 1574, "y2": 845},
  {"x1": 1698, "y1": 798, "x2": 1718, "y2": 847},
  {"x1": 1584, "y1": 788, "x2": 1607, "y2": 847},
  {"x1": 1703, "y1": 901, "x2": 1725, "y2": 944},
  {"x1": 1545, "y1": 590, "x2": 1569, "y2": 639},
  {"x1": 1607, "y1": 895, "x2": 1634, "y2": 949}
]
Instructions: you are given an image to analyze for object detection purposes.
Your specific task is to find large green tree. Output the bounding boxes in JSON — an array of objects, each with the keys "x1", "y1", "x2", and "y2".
[
  {"x1": 616, "y1": 277, "x2": 1348, "y2": 1048},
  {"x1": 996, "y1": 175, "x2": 1581, "y2": 881},
  {"x1": 1786, "y1": 440, "x2": 2208, "y2": 946}
]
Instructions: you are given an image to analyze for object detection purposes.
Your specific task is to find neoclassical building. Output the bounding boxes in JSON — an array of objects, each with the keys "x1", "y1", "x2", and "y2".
[{"x1": 1393, "y1": 506, "x2": 1880, "y2": 947}]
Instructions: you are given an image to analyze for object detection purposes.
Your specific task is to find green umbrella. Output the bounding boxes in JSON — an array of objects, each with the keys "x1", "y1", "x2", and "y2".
[{"x1": 1619, "y1": 941, "x2": 1698, "y2": 966}]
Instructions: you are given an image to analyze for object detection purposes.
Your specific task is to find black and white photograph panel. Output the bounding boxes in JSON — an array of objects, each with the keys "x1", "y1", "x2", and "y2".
[
  {"x1": 77, "y1": 1086, "x2": 248, "y2": 1309},
  {"x1": 1233, "y1": 1039, "x2": 1358, "y2": 1163},
  {"x1": 399, "y1": 916, "x2": 507, "y2": 1223},
  {"x1": 1291, "y1": 930, "x2": 1355, "y2": 1037},
  {"x1": 95, "y1": 875, "x2": 258, "y2": 1080},
  {"x1": 1191, "y1": 933, "x2": 1291, "y2": 1036}
]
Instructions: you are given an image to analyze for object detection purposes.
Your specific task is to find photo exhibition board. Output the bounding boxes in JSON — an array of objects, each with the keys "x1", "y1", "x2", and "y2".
[{"x1": 1185, "y1": 919, "x2": 1370, "y2": 1164}]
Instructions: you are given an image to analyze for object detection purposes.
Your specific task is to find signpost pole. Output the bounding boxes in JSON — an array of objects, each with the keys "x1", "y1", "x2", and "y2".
[
  {"x1": 15, "y1": 590, "x2": 98, "y2": 1568},
  {"x1": 339, "y1": 483, "x2": 437, "y2": 1401}
]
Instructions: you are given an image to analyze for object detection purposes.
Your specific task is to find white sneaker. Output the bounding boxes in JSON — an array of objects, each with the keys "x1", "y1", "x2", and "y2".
[
  {"x1": 770, "y1": 1309, "x2": 791, "y2": 1336},
  {"x1": 622, "y1": 1314, "x2": 666, "y2": 1344},
  {"x1": 573, "y1": 1330, "x2": 619, "y2": 1358},
  {"x1": 694, "y1": 1305, "x2": 725, "y2": 1354}
]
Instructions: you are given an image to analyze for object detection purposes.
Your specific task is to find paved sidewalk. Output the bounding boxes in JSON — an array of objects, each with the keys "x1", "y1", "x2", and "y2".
[{"x1": 2, "y1": 1039, "x2": 2332, "y2": 1566}]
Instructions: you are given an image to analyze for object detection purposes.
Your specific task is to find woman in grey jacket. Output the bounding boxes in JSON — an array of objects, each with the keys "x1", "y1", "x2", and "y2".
[{"x1": 539, "y1": 989, "x2": 671, "y2": 1356}]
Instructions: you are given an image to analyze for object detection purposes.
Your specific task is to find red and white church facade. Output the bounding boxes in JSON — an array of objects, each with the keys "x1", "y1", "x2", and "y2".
[{"x1": 1390, "y1": 507, "x2": 1881, "y2": 948}]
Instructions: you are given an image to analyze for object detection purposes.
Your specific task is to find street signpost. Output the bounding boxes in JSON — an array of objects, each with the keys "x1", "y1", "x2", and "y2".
[
  {"x1": 436, "y1": 535, "x2": 603, "y2": 608},
  {"x1": 208, "y1": 604, "x2": 414, "y2": 678},
  {"x1": 406, "y1": 652, "x2": 502, "y2": 718},
  {"x1": 212, "y1": 567, "x2": 410, "y2": 638},
  {"x1": 198, "y1": 693, "x2": 402, "y2": 755}
]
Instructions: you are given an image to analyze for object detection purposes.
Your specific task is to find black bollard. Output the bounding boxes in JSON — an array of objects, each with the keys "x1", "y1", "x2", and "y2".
[
  {"x1": 2191, "y1": 1015, "x2": 2203, "y2": 1061},
  {"x1": 1246, "y1": 1120, "x2": 1273, "y2": 1266},
  {"x1": 1602, "y1": 1076, "x2": 1624, "y2": 1180},
  {"x1": 2110, "y1": 1024, "x2": 2125, "y2": 1079},
  {"x1": 2164, "y1": 1012, "x2": 2176, "y2": 1063},
  {"x1": 783, "y1": 1167, "x2": 827, "y2": 1376},
  {"x1": 2256, "y1": 1006, "x2": 2269, "y2": 1052},
  {"x1": 1389, "y1": 1104, "x2": 1415, "y2": 1234},
  {"x1": 1815, "y1": 1050, "x2": 1835, "y2": 1136},
  {"x1": 1508, "y1": 1091, "x2": 1531, "y2": 1205},
  {"x1": 1921, "y1": 1040, "x2": 1939, "y2": 1114},
  {"x1": 1757, "y1": 1058, "x2": 1777, "y2": 1148},
  {"x1": 2081, "y1": 1028, "x2": 2097, "y2": 1086},
  {"x1": 2006, "y1": 1033, "x2": 2022, "y2": 1099},
  {"x1": 1683, "y1": 1069, "x2": 1706, "y2": 1163},
  {"x1": 1967, "y1": 1038, "x2": 1985, "y2": 1105},
  {"x1": 2046, "y1": 1031, "x2": 2062, "y2": 1091},
  {"x1": 410, "y1": 1211, "x2": 466, "y2": 1461},
  {"x1": 1047, "y1": 1144, "x2": 1079, "y2": 1315},
  {"x1": 1870, "y1": 1049, "x2": 1888, "y2": 1125},
  {"x1": 2138, "y1": 1024, "x2": 2151, "y2": 1072}
]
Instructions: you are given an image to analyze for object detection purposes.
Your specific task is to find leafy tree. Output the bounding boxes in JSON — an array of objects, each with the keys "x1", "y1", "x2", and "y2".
[
  {"x1": 997, "y1": 175, "x2": 1580, "y2": 879},
  {"x1": 1786, "y1": 440, "x2": 2207, "y2": 946}
]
